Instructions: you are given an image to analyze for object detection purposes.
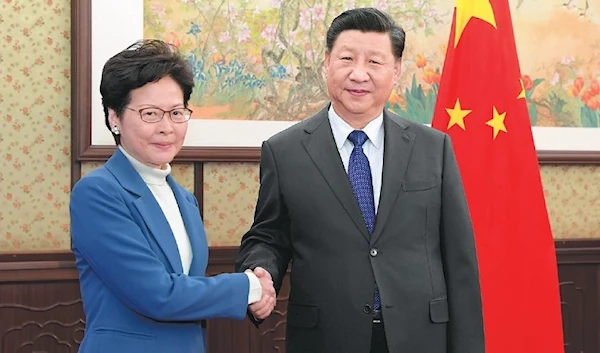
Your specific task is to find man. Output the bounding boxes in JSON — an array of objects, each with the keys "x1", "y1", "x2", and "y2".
[{"x1": 236, "y1": 7, "x2": 485, "y2": 353}]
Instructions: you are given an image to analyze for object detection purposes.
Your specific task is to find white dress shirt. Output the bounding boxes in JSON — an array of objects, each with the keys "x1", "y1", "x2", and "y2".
[
  {"x1": 328, "y1": 106, "x2": 384, "y2": 213},
  {"x1": 119, "y1": 146, "x2": 261, "y2": 303}
]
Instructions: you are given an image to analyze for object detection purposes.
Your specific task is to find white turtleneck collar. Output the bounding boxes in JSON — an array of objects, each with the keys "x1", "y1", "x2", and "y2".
[
  {"x1": 118, "y1": 146, "x2": 171, "y2": 186},
  {"x1": 117, "y1": 145, "x2": 193, "y2": 274}
]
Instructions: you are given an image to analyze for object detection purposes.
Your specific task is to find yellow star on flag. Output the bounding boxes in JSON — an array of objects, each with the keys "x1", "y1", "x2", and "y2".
[
  {"x1": 446, "y1": 98, "x2": 472, "y2": 130},
  {"x1": 454, "y1": 0, "x2": 497, "y2": 47},
  {"x1": 486, "y1": 106, "x2": 507, "y2": 139},
  {"x1": 518, "y1": 78, "x2": 526, "y2": 99}
]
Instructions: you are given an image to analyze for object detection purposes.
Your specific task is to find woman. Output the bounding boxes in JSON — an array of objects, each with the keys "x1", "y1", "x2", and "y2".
[{"x1": 70, "y1": 40, "x2": 274, "y2": 353}]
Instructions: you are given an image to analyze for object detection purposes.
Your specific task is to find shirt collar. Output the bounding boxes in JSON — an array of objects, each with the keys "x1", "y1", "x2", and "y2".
[
  {"x1": 118, "y1": 145, "x2": 171, "y2": 186},
  {"x1": 328, "y1": 106, "x2": 384, "y2": 150}
]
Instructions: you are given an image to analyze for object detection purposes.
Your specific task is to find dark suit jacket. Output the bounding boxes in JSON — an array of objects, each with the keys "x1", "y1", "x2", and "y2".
[
  {"x1": 70, "y1": 149, "x2": 250, "y2": 353},
  {"x1": 236, "y1": 106, "x2": 485, "y2": 353}
]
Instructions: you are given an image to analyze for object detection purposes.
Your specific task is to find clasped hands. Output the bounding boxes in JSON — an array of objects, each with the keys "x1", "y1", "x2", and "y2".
[{"x1": 250, "y1": 267, "x2": 276, "y2": 319}]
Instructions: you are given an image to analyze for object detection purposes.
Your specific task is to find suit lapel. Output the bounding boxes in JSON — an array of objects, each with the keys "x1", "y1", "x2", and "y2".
[
  {"x1": 168, "y1": 177, "x2": 207, "y2": 276},
  {"x1": 302, "y1": 107, "x2": 371, "y2": 242},
  {"x1": 371, "y1": 112, "x2": 416, "y2": 243},
  {"x1": 105, "y1": 150, "x2": 183, "y2": 273}
]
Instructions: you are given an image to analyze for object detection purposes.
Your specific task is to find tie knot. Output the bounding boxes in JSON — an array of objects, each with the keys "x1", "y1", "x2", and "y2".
[{"x1": 348, "y1": 130, "x2": 368, "y2": 147}]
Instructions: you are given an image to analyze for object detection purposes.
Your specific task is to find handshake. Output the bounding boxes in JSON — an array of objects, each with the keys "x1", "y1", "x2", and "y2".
[{"x1": 249, "y1": 267, "x2": 276, "y2": 319}]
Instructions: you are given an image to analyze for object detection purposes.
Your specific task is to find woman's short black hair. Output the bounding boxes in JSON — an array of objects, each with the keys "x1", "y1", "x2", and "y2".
[{"x1": 100, "y1": 39, "x2": 194, "y2": 144}]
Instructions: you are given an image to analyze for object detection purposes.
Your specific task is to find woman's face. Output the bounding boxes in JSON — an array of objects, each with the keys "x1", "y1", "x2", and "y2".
[{"x1": 108, "y1": 76, "x2": 188, "y2": 169}]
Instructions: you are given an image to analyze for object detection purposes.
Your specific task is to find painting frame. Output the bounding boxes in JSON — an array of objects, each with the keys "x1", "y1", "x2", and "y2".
[{"x1": 71, "y1": 0, "x2": 600, "y2": 163}]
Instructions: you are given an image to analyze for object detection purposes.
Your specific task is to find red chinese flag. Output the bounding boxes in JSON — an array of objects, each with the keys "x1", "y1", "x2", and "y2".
[{"x1": 431, "y1": 1, "x2": 564, "y2": 352}]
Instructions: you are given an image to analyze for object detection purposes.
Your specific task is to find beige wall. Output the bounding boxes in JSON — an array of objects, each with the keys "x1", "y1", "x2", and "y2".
[{"x1": 0, "y1": 0, "x2": 598, "y2": 251}]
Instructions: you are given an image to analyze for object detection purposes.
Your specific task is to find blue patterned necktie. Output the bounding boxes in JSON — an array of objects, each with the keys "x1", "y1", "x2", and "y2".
[{"x1": 347, "y1": 130, "x2": 381, "y2": 311}]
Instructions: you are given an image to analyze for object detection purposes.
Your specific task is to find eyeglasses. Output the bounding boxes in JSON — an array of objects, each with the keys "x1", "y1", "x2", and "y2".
[{"x1": 126, "y1": 107, "x2": 193, "y2": 123}]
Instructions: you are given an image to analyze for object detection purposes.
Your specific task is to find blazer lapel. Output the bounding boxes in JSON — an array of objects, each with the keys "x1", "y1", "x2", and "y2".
[
  {"x1": 105, "y1": 150, "x2": 183, "y2": 273},
  {"x1": 302, "y1": 107, "x2": 371, "y2": 242},
  {"x1": 371, "y1": 111, "x2": 416, "y2": 243},
  {"x1": 168, "y1": 177, "x2": 207, "y2": 276}
]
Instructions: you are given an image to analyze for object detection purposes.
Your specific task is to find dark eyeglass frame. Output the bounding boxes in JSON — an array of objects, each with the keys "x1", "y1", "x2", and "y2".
[{"x1": 125, "y1": 107, "x2": 193, "y2": 123}]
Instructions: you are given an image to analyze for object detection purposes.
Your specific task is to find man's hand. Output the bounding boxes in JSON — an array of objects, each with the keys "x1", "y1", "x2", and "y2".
[{"x1": 249, "y1": 267, "x2": 276, "y2": 319}]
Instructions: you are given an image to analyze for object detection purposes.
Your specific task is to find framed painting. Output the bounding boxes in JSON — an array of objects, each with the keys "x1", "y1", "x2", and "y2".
[{"x1": 72, "y1": 0, "x2": 600, "y2": 163}]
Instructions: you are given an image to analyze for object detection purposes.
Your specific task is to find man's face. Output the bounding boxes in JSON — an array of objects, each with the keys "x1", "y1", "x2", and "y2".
[{"x1": 324, "y1": 30, "x2": 400, "y2": 123}]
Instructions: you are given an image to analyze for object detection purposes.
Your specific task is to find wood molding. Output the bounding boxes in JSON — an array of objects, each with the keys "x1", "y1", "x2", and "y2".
[
  {"x1": 0, "y1": 251, "x2": 77, "y2": 282},
  {"x1": 194, "y1": 162, "x2": 204, "y2": 218},
  {"x1": 1, "y1": 240, "x2": 595, "y2": 268},
  {"x1": 537, "y1": 151, "x2": 600, "y2": 164},
  {"x1": 555, "y1": 239, "x2": 600, "y2": 264}
]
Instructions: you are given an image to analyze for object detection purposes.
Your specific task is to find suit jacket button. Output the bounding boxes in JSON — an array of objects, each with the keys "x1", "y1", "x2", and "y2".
[
  {"x1": 363, "y1": 304, "x2": 372, "y2": 314},
  {"x1": 370, "y1": 248, "x2": 378, "y2": 257}
]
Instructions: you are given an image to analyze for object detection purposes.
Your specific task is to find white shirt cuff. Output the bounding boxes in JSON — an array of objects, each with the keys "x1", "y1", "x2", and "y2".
[{"x1": 245, "y1": 270, "x2": 262, "y2": 304}]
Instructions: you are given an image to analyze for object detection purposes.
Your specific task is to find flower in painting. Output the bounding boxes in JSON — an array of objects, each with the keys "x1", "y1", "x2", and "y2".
[
  {"x1": 415, "y1": 54, "x2": 427, "y2": 68},
  {"x1": 149, "y1": 3, "x2": 166, "y2": 17},
  {"x1": 270, "y1": 0, "x2": 282, "y2": 7},
  {"x1": 187, "y1": 22, "x2": 201, "y2": 36},
  {"x1": 162, "y1": 20, "x2": 173, "y2": 30},
  {"x1": 521, "y1": 75, "x2": 533, "y2": 90},
  {"x1": 299, "y1": 9, "x2": 312, "y2": 30},
  {"x1": 261, "y1": 24, "x2": 277, "y2": 41},
  {"x1": 423, "y1": 67, "x2": 441, "y2": 84},
  {"x1": 164, "y1": 32, "x2": 181, "y2": 48},
  {"x1": 374, "y1": 0, "x2": 388, "y2": 11},
  {"x1": 388, "y1": 90, "x2": 403, "y2": 105},
  {"x1": 305, "y1": 44, "x2": 316, "y2": 61},
  {"x1": 573, "y1": 77, "x2": 585, "y2": 93},
  {"x1": 549, "y1": 72, "x2": 560, "y2": 86},
  {"x1": 238, "y1": 23, "x2": 251, "y2": 43},
  {"x1": 226, "y1": 5, "x2": 238, "y2": 20},
  {"x1": 312, "y1": 5, "x2": 325, "y2": 22},
  {"x1": 286, "y1": 30, "x2": 298, "y2": 46},
  {"x1": 560, "y1": 56, "x2": 575, "y2": 65},
  {"x1": 219, "y1": 31, "x2": 231, "y2": 43},
  {"x1": 270, "y1": 64, "x2": 287, "y2": 79},
  {"x1": 590, "y1": 80, "x2": 599, "y2": 96}
]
